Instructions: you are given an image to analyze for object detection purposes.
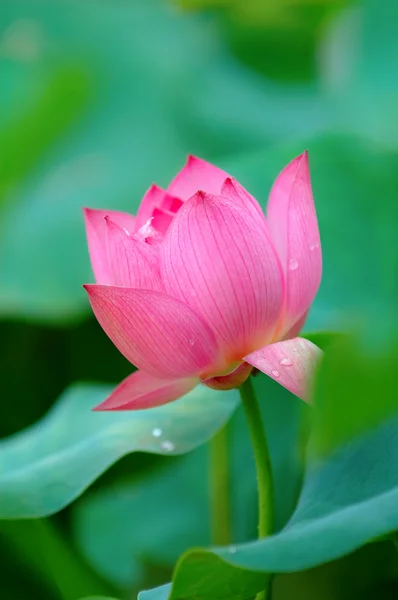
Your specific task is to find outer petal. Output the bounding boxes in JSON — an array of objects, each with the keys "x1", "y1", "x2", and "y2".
[
  {"x1": 161, "y1": 192, "x2": 284, "y2": 361},
  {"x1": 221, "y1": 177, "x2": 264, "y2": 219},
  {"x1": 105, "y1": 218, "x2": 162, "y2": 290},
  {"x1": 244, "y1": 337, "x2": 322, "y2": 402},
  {"x1": 83, "y1": 208, "x2": 136, "y2": 284},
  {"x1": 84, "y1": 285, "x2": 221, "y2": 378},
  {"x1": 135, "y1": 184, "x2": 181, "y2": 230},
  {"x1": 167, "y1": 155, "x2": 229, "y2": 200},
  {"x1": 266, "y1": 152, "x2": 322, "y2": 333},
  {"x1": 94, "y1": 370, "x2": 197, "y2": 411}
]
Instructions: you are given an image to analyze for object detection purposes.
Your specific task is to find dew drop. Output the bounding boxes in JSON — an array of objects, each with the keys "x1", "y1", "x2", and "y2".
[
  {"x1": 123, "y1": 227, "x2": 131, "y2": 236},
  {"x1": 280, "y1": 357, "x2": 293, "y2": 367},
  {"x1": 271, "y1": 369, "x2": 280, "y2": 378},
  {"x1": 160, "y1": 440, "x2": 175, "y2": 452},
  {"x1": 288, "y1": 258, "x2": 298, "y2": 271},
  {"x1": 309, "y1": 243, "x2": 319, "y2": 251},
  {"x1": 228, "y1": 546, "x2": 237, "y2": 554},
  {"x1": 152, "y1": 427, "x2": 162, "y2": 438},
  {"x1": 188, "y1": 339, "x2": 195, "y2": 346}
]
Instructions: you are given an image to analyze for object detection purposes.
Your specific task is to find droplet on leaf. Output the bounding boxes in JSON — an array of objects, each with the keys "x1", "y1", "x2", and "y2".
[{"x1": 160, "y1": 440, "x2": 175, "y2": 452}]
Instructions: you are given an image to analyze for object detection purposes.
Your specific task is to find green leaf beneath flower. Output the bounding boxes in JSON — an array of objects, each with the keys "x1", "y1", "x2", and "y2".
[{"x1": 0, "y1": 383, "x2": 239, "y2": 519}]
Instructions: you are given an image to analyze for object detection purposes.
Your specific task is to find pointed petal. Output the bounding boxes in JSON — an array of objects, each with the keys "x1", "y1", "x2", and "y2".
[
  {"x1": 266, "y1": 152, "x2": 322, "y2": 332},
  {"x1": 161, "y1": 192, "x2": 284, "y2": 361},
  {"x1": 136, "y1": 184, "x2": 181, "y2": 230},
  {"x1": 83, "y1": 208, "x2": 136, "y2": 284},
  {"x1": 94, "y1": 370, "x2": 197, "y2": 411},
  {"x1": 221, "y1": 177, "x2": 264, "y2": 219},
  {"x1": 167, "y1": 155, "x2": 229, "y2": 200},
  {"x1": 105, "y1": 218, "x2": 162, "y2": 289},
  {"x1": 245, "y1": 337, "x2": 322, "y2": 402},
  {"x1": 84, "y1": 285, "x2": 221, "y2": 378}
]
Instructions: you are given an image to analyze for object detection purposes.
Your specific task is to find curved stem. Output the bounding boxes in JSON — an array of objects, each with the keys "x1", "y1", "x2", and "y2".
[
  {"x1": 239, "y1": 375, "x2": 274, "y2": 599},
  {"x1": 209, "y1": 424, "x2": 231, "y2": 546}
]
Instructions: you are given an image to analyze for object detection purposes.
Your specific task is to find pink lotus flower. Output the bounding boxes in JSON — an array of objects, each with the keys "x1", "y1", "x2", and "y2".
[{"x1": 83, "y1": 153, "x2": 322, "y2": 410}]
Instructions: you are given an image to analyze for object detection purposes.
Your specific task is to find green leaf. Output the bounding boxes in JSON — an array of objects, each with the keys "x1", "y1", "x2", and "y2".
[
  {"x1": 72, "y1": 373, "x2": 308, "y2": 587},
  {"x1": 140, "y1": 543, "x2": 398, "y2": 600},
  {"x1": 74, "y1": 451, "x2": 210, "y2": 587},
  {"x1": 138, "y1": 585, "x2": 171, "y2": 600},
  {"x1": 0, "y1": 383, "x2": 238, "y2": 519}
]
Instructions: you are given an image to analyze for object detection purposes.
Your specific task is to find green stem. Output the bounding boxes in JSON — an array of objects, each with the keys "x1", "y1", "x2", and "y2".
[
  {"x1": 239, "y1": 375, "x2": 274, "y2": 600},
  {"x1": 209, "y1": 424, "x2": 232, "y2": 546}
]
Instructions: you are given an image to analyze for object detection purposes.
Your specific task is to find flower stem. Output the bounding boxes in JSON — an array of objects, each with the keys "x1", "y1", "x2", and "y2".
[
  {"x1": 239, "y1": 375, "x2": 274, "y2": 600},
  {"x1": 209, "y1": 424, "x2": 231, "y2": 546}
]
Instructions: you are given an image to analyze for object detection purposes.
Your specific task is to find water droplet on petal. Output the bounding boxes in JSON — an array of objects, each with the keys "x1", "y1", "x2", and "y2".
[
  {"x1": 288, "y1": 258, "x2": 298, "y2": 271},
  {"x1": 160, "y1": 440, "x2": 175, "y2": 452},
  {"x1": 188, "y1": 339, "x2": 195, "y2": 346},
  {"x1": 228, "y1": 546, "x2": 237, "y2": 554},
  {"x1": 309, "y1": 243, "x2": 319, "y2": 251},
  {"x1": 280, "y1": 357, "x2": 293, "y2": 367},
  {"x1": 152, "y1": 428, "x2": 162, "y2": 438},
  {"x1": 123, "y1": 227, "x2": 131, "y2": 236},
  {"x1": 271, "y1": 369, "x2": 280, "y2": 378}
]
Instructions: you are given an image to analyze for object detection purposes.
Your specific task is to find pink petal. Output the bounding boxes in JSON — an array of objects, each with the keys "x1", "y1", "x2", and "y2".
[
  {"x1": 202, "y1": 362, "x2": 253, "y2": 391},
  {"x1": 105, "y1": 218, "x2": 162, "y2": 290},
  {"x1": 282, "y1": 309, "x2": 309, "y2": 340},
  {"x1": 84, "y1": 285, "x2": 221, "y2": 378},
  {"x1": 167, "y1": 155, "x2": 230, "y2": 200},
  {"x1": 160, "y1": 195, "x2": 183, "y2": 213},
  {"x1": 83, "y1": 208, "x2": 136, "y2": 284},
  {"x1": 94, "y1": 370, "x2": 197, "y2": 411},
  {"x1": 135, "y1": 184, "x2": 181, "y2": 230},
  {"x1": 221, "y1": 177, "x2": 264, "y2": 219},
  {"x1": 266, "y1": 152, "x2": 322, "y2": 333},
  {"x1": 161, "y1": 192, "x2": 284, "y2": 362},
  {"x1": 151, "y1": 207, "x2": 175, "y2": 236},
  {"x1": 245, "y1": 337, "x2": 322, "y2": 402}
]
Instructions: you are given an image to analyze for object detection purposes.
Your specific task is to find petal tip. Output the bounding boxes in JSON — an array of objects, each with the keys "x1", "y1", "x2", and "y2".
[
  {"x1": 294, "y1": 150, "x2": 309, "y2": 170},
  {"x1": 83, "y1": 283, "x2": 96, "y2": 295},
  {"x1": 187, "y1": 154, "x2": 199, "y2": 165}
]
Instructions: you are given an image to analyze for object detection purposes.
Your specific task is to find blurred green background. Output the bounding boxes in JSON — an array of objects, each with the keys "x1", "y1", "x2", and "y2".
[{"x1": 1, "y1": 0, "x2": 398, "y2": 598}]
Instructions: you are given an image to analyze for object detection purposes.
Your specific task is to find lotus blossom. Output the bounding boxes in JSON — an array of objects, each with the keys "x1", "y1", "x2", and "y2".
[{"x1": 83, "y1": 153, "x2": 322, "y2": 410}]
